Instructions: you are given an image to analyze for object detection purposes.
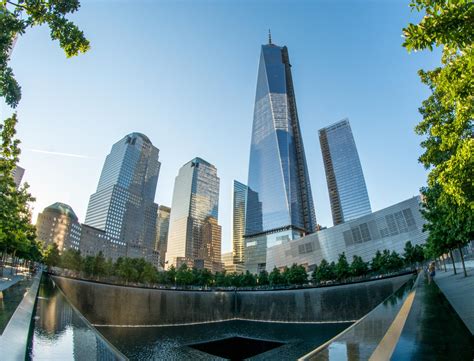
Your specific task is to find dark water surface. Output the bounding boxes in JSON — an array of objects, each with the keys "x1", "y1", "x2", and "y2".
[
  {"x1": 0, "y1": 277, "x2": 33, "y2": 334},
  {"x1": 97, "y1": 320, "x2": 351, "y2": 360},
  {"x1": 27, "y1": 277, "x2": 123, "y2": 360},
  {"x1": 28, "y1": 276, "x2": 352, "y2": 360}
]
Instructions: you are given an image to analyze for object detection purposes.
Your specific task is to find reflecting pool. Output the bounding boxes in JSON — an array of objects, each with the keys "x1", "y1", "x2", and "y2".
[
  {"x1": 0, "y1": 277, "x2": 33, "y2": 334},
  {"x1": 27, "y1": 277, "x2": 351, "y2": 360},
  {"x1": 97, "y1": 320, "x2": 351, "y2": 360},
  {"x1": 27, "y1": 277, "x2": 123, "y2": 360}
]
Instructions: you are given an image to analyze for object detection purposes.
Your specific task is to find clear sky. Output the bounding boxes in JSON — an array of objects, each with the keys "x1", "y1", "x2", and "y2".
[{"x1": 4, "y1": 0, "x2": 439, "y2": 253}]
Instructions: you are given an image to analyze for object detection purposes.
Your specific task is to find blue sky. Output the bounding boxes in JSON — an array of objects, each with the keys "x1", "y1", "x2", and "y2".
[{"x1": 4, "y1": 0, "x2": 439, "y2": 252}]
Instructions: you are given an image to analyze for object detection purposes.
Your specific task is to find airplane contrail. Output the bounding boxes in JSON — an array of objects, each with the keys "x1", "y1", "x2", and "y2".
[{"x1": 26, "y1": 148, "x2": 92, "y2": 159}]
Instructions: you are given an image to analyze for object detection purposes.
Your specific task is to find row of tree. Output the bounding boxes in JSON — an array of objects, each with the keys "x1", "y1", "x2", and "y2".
[
  {"x1": 1, "y1": 0, "x2": 90, "y2": 275},
  {"x1": 49, "y1": 241, "x2": 425, "y2": 288},
  {"x1": 0, "y1": 115, "x2": 43, "y2": 273},
  {"x1": 402, "y1": 1, "x2": 473, "y2": 276}
]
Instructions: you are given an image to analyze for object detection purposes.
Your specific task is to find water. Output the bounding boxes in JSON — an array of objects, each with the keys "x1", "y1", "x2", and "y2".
[
  {"x1": 97, "y1": 321, "x2": 351, "y2": 360},
  {"x1": 0, "y1": 277, "x2": 33, "y2": 334},
  {"x1": 27, "y1": 277, "x2": 124, "y2": 360},
  {"x1": 28, "y1": 276, "x2": 351, "y2": 360}
]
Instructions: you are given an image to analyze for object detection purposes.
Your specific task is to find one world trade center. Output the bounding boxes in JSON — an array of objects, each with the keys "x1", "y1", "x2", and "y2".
[{"x1": 245, "y1": 36, "x2": 316, "y2": 273}]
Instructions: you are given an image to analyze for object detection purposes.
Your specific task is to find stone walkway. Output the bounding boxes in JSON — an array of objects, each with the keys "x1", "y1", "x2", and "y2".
[{"x1": 434, "y1": 265, "x2": 474, "y2": 335}]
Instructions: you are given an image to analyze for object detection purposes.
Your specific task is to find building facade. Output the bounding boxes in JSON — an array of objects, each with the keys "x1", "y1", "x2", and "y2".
[
  {"x1": 36, "y1": 202, "x2": 81, "y2": 252},
  {"x1": 155, "y1": 205, "x2": 171, "y2": 267},
  {"x1": 78, "y1": 224, "x2": 126, "y2": 261},
  {"x1": 221, "y1": 251, "x2": 246, "y2": 273},
  {"x1": 12, "y1": 166, "x2": 25, "y2": 188},
  {"x1": 244, "y1": 39, "x2": 316, "y2": 273},
  {"x1": 84, "y1": 132, "x2": 160, "y2": 263},
  {"x1": 266, "y1": 196, "x2": 427, "y2": 272},
  {"x1": 197, "y1": 216, "x2": 223, "y2": 273},
  {"x1": 232, "y1": 180, "x2": 247, "y2": 265},
  {"x1": 319, "y1": 119, "x2": 371, "y2": 225},
  {"x1": 166, "y1": 158, "x2": 220, "y2": 271}
]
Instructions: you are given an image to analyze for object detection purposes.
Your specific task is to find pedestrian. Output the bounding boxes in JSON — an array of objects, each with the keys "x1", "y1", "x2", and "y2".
[{"x1": 428, "y1": 261, "x2": 436, "y2": 284}]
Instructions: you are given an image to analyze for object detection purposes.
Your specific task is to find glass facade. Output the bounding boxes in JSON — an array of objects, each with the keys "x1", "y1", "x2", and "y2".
[
  {"x1": 166, "y1": 158, "x2": 221, "y2": 271},
  {"x1": 84, "y1": 133, "x2": 160, "y2": 258},
  {"x1": 245, "y1": 42, "x2": 316, "y2": 273},
  {"x1": 155, "y1": 205, "x2": 171, "y2": 267},
  {"x1": 232, "y1": 180, "x2": 247, "y2": 265},
  {"x1": 319, "y1": 119, "x2": 371, "y2": 225}
]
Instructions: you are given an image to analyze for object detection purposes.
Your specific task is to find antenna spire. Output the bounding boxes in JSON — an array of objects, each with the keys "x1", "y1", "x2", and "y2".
[{"x1": 268, "y1": 29, "x2": 272, "y2": 44}]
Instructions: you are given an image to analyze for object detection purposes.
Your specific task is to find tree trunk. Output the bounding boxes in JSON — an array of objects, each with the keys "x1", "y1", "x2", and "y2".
[
  {"x1": 442, "y1": 256, "x2": 447, "y2": 272},
  {"x1": 458, "y1": 245, "x2": 467, "y2": 277},
  {"x1": 449, "y1": 250, "x2": 457, "y2": 275}
]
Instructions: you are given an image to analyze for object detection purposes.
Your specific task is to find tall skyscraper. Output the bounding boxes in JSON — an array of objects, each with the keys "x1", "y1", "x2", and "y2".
[
  {"x1": 155, "y1": 205, "x2": 171, "y2": 267},
  {"x1": 166, "y1": 157, "x2": 220, "y2": 271},
  {"x1": 319, "y1": 119, "x2": 371, "y2": 225},
  {"x1": 245, "y1": 38, "x2": 316, "y2": 273},
  {"x1": 84, "y1": 133, "x2": 160, "y2": 260},
  {"x1": 232, "y1": 180, "x2": 247, "y2": 265}
]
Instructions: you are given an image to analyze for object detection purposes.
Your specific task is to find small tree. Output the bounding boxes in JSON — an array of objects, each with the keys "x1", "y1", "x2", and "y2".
[
  {"x1": 141, "y1": 262, "x2": 158, "y2": 284},
  {"x1": 371, "y1": 250, "x2": 384, "y2": 274},
  {"x1": 316, "y1": 259, "x2": 335, "y2": 282},
  {"x1": 403, "y1": 241, "x2": 415, "y2": 266},
  {"x1": 176, "y1": 263, "x2": 194, "y2": 286},
  {"x1": 166, "y1": 265, "x2": 177, "y2": 285},
  {"x1": 287, "y1": 264, "x2": 308, "y2": 285},
  {"x1": 200, "y1": 268, "x2": 214, "y2": 287},
  {"x1": 92, "y1": 251, "x2": 106, "y2": 277},
  {"x1": 311, "y1": 265, "x2": 319, "y2": 284},
  {"x1": 386, "y1": 251, "x2": 404, "y2": 272},
  {"x1": 335, "y1": 253, "x2": 350, "y2": 281},
  {"x1": 350, "y1": 255, "x2": 368, "y2": 277},
  {"x1": 82, "y1": 255, "x2": 95, "y2": 277},
  {"x1": 60, "y1": 249, "x2": 82, "y2": 272},
  {"x1": 269, "y1": 267, "x2": 285, "y2": 286},
  {"x1": 242, "y1": 271, "x2": 257, "y2": 287},
  {"x1": 43, "y1": 243, "x2": 60, "y2": 267},
  {"x1": 258, "y1": 270, "x2": 269, "y2": 286}
]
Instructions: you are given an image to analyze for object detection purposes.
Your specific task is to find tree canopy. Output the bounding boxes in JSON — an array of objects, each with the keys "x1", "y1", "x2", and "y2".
[
  {"x1": 403, "y1": 0, "x2": 473, "y2": 209},
  {"x1": 1, "y1": 0, "x2": 90, "y2": 107},
  {"x1": 402, "y1": 0, "x2": 473, "y2": 275}
]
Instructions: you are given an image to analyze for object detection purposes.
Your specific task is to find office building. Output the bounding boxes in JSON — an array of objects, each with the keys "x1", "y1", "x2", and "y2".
[
  {"x1": 197, "y1": 216, "x2": 223, "y2": 273},
  {"x1": 232, "y1": 180, "x2": 247, "y2": 265},
  {"x1": 245, "y1": 38, "x2": 316, "y2": 273},
  {"x1": 319, "y1": 119, "x2": 371, "y2": 225},
  {"x1": 36, "y1": 202, "x2": 81, "y2": 252},
  {"x1": 155, "y1": 205, "x2": 171, "y2": 267},
  {"x1": 84, "y1": 132, "x2": 160, "y2": 262},
  {"x1": 222, "y1": 251, "x2": 246, "y2": 273},
  {"x1": 166, "y1": 158, "x2": 220, "y2": 271}
]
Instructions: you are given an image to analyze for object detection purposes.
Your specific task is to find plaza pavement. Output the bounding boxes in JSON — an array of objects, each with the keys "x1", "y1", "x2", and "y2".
[{"x1": 434, "y1": 263, "x2": 474, "y2": 335}]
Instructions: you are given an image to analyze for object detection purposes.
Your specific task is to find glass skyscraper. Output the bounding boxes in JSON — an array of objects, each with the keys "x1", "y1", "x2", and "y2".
[
  {"x1": 155, "y1": 205, "x2": 171, "y2": 267},
  {"x1": 319, "y1": 119, "x2": 371, "y2": 225},
  {"x1": 245, "y1": 39, "x2": 316, "y2": 273},
  {"x1": 84, "y1": 133, "x2": 160, "y2": 259},
  {"x1": 232, "y1": 180, "x2": 248, "y2": 265},
  {"x1": 166, "y1": 157, "x2": 221, "y2": 271}
]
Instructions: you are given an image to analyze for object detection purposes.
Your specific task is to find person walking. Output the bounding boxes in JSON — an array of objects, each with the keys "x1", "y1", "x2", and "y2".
[{"x1": 428, "y1": 261, "x2": 436, "y2": 284}]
